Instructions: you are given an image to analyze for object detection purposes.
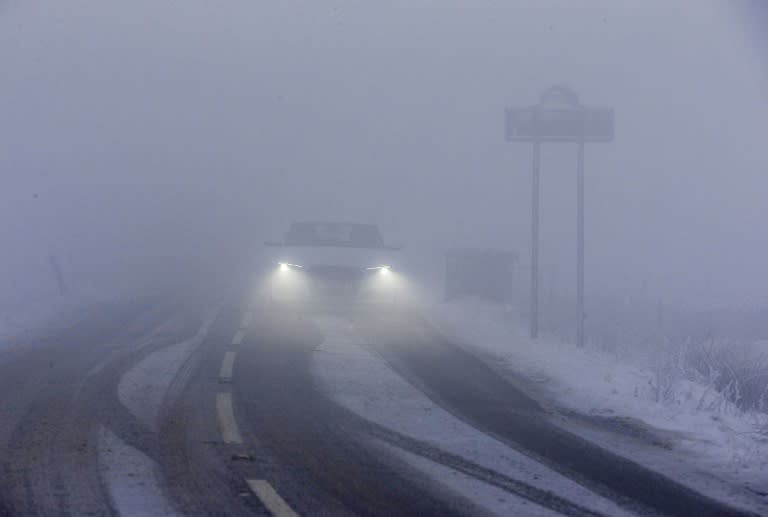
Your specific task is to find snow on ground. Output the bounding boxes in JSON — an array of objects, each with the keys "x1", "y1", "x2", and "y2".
[
  {"x1": 104, "y1": 302, "x2": 220, "y2": 514},
  {"x1": 376, "y1": 440, "x2": 560, "y2": 517},
  {"x1": 427, "y1": 299, "x2": 768, "y2": 510},
  {"x1": 0, "y1": 272, "x2": 231, "y2": 353},
  {"x1": 118, "y1": 304, "x2": 221, "y2": 430},
  {"x1": 311, "y1": 315, "x2": 633, "y2": 517},
  {"x1": 98, "y1": 426, "x2": 179, "y2": 516},
  {"x1": 0, "y1": 279, "x2": 190, "y2": 353}
]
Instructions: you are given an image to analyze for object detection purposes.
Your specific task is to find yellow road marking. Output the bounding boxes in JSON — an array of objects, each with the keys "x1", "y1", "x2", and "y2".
[
  {"x1": 219, "y1": 351, "x2": 237, "y2": 380},
  {"x1": 216, "y1": 393, "x2": 243, "y2": 444},
  {"x1": 246, "y1": 479, "x2": 299, "y2": 517}
]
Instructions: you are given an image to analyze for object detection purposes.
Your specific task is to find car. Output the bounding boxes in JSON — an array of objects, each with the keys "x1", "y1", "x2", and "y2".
[{"x1": 263, "y1": 221, "x2": 403, "y2": 309}]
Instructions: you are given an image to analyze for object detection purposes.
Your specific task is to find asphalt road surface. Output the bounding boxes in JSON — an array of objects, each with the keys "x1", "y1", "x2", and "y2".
[{"x1": 0, "y1": 292, "x2": 758, "y2": 516}]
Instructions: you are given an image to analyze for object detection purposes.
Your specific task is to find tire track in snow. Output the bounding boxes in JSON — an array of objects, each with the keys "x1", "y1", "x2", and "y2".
[{"x1": 311, "y1": 315, "x2": 628, "y2": 516}]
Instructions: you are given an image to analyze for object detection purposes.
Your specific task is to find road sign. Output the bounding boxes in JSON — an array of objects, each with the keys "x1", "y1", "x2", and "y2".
[
  {"x1": 505, "y1": 85, "x2": 614, "y2": 347},
  {"x1": 506, "y1": 84, "x2": 613, "y2": 143},
  {"x1": 505, "y1": 106, "x2": 614, "y2": 142}
]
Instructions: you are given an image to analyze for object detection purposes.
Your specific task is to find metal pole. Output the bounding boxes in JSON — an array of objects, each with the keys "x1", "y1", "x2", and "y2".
[
  {"x1": 531, "y1": 140, "x2": 540, "y2": 339},
  {"x1": 576, "y1": 139, "x2": 585, "y2": 347}
]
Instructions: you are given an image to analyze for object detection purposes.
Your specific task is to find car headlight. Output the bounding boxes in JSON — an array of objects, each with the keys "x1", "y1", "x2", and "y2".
[
  {"x1": 278, "y1": 262, "x2": 303, "y2": 271},
  {"x1": 366, "y1": 265, "x2": 391, "y2": 275}
]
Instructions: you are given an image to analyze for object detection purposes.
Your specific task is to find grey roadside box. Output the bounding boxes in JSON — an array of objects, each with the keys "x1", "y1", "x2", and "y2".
[{"x1": 445, "y1": 249, "x2": 517, "y2": 302}]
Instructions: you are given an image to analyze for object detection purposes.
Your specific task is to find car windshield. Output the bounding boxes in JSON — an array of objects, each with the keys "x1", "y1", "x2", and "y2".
[{"x1": 285, "y1": 222, "x2": 384, "y2": 248}]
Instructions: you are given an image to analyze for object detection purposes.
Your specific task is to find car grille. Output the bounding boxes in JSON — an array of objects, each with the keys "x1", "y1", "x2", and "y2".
[
  {"x1": 306, "y1": 266, "x2": 364, "y2": 296},
  {"x1": 307, "y1": 265, "x2": 363, "y2": 279}
]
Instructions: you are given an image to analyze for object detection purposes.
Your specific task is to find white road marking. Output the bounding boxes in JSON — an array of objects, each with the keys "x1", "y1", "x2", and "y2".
[
  {"x1": 219, "y1": 351, "x2": 237, "y2": 380},
  {"x1": 231, "y1": 329, "x2": 245, "y2": 346},
  {"x1": 246, "y1": 480, "x2": 299, "y2": 517},
  {"x1": 216, "y1": 393, "x2": 243, "y2": 444},
  {"x1": 241, "y1": 311, "x2": 253, "y2": 328}
]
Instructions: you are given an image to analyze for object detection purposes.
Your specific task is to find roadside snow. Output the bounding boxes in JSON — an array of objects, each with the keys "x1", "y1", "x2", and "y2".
[
  {"x1": 311, "y1": 315, "x2": 633, "y2": 517},
  {"x1": 0, "y1": 286, "x2": 110, "y2": 349},
  {"x1": 428, "y1": 299, "x2": 768, "y2": 511},
  {"x1": 98, "y1": 426, "x2": 179, "y2": 516}
]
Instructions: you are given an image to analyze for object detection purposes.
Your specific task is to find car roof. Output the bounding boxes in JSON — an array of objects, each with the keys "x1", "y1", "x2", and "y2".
[{"x1": 291, "y1": 221, "x2": 378, "y2": 228}]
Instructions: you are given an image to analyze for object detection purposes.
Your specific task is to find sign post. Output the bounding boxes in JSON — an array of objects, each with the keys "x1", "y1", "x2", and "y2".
[
  {"x1": 505, "y1": 85, "x2": 613, "y2": 346},
  {"x1": 576, "y1": 137, "x2": 585, "y2": 348},
  {"x1": 530, "y1": 141, "x2": 540, "y2": 339}
]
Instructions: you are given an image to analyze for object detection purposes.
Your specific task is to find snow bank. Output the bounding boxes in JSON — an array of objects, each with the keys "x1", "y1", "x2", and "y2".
[
  {"x1": 428, "y1": 299, "x2": 768, "y2": 506},
  {"x1": 0, "y1": 285, "x2": 118, "y2": 348}
]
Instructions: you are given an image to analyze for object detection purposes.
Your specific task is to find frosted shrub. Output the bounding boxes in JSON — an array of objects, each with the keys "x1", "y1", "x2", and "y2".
[{"x1": 683, "y1": 338, "x2": 768, "y2": 413}]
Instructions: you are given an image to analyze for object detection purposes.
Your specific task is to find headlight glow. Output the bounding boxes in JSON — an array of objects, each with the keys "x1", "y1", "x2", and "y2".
[
  {"x1": 366, "y1": 265, "x2": 391, "y2": 274},
  {"x1": 278, "y1": 262, "x2": 303, "y2": 271}
]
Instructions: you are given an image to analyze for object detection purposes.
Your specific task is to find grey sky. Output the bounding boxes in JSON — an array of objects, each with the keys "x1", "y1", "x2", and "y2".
[{"x1": 1, "y1": 1, "x2": 765, "y2": 306}]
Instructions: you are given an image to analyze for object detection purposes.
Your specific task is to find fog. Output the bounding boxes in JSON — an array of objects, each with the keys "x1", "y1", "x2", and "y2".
[
  {"x1": 2, "y1": 0, "x2": 766, "y2": 309},
  {"x1": 3, "y1": 5, "x2": 768, "y2": 513}
]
